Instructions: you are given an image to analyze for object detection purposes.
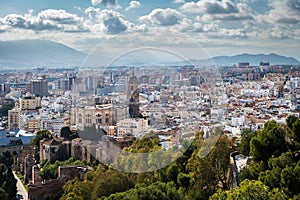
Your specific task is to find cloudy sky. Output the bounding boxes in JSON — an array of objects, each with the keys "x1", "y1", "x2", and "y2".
[{"x1": 0, "y1": 0, "x2": 299, "y2": 60}]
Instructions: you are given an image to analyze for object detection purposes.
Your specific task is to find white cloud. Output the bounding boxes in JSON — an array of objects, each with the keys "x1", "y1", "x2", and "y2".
[
  {"x1": 85, "y1": 7, "x2": 102, "y2": 19},
  {"x1": 85, "y1": 8, "x2": 131, "y2": 34},
  {"x1": 0, "y1": 8, "x2": 134, "y2": 35},
  {"x1": 239, "y1": 0, "x2": 258, "y2": 2},
  {"x1": 139, "y1": 8, "x2": 185, "y2": 26},
  {"x1": 207, "y1": 28, "x2": 248, "y2": 39},
  {"x1": 180, "y1": 0, "x2": 253, "y2": 21},
  {"x1": 0, "y1": 9, "x2": 90, "y2": 33},
  {"x1": 252, "y1": 0, "x2": 300, "y2": 40},
  {"x1": 173, "y1": 18, "x2": 219, "y2": 33},
  {"x1": 265, "y1": 0, "x2": 300, "y2": 24},
  {"x1": 125, "y1": 1, "x2": 141, "y2": 11},
  {"x1": 173, "y1": 0, "x2": 185, "y2": 4},
  {"x1": 91, "y1": 0, "x2": 117, "y2": 6}
]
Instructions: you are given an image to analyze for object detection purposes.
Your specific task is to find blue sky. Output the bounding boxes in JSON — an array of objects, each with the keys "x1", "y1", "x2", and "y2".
[{"x1": 0, "y1": 0, "x2": 299, "y2": 60}]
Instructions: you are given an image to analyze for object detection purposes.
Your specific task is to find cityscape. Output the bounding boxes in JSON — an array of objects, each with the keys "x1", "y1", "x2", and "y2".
[{"x1": 0, "y1": 0, "x2": 300, "y2": 200}]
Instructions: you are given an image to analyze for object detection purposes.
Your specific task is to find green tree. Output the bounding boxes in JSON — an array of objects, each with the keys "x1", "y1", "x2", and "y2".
[
  {"x1": 0, "y1": 102, "x2": 15, "y2": 117},
  {"x1": 250, "y1": 121, "x2": 287, "y2": 162},
  {"x1": 210, "y1": 180, "x2": 271, "y2": 200},
  {"x1": 0, "y1": 187, "x2": 9, "y2": 200},
  {"x1": 30, "y1": 130, "x2": 53, "y2": 150},
  {"x1": 103, "y1": 182, "x2": 185, "y2": 200},
  {"x1": 286, "y1": 115, "x2": 298, "y2": 130},
  {"x1": 209, "y1": 135, "x2": 233, "y2": 189},
  {"x1": 0, "y1": 164, "x2": 17, "y2": 200},
  {"x1": 60, "y1": 127, "x2": 79, "y2": 140},
  {"x1": 166, "y1": 163, "x2": 180, "y2": 184},
  {"x1": 239, "y1": 129, "x2": 256, "y2": 156},
  {"x1": 258, "y1": 152, "x2": 294, "y2": 188},
  {"x1": 60, "y1": 192, "x2": 84, "y2": 200},
  {"x1": 91, "y1": 168, "x2": 133, "y2": 199}
]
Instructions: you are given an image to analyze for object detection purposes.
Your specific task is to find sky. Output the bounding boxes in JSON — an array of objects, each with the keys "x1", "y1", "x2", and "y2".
[{"x1": 0, "y1": 0, "x2": 299, "y2": 60}]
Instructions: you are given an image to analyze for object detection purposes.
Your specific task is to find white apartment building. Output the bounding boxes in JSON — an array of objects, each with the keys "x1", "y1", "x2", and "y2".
[{"x1": 117, "y1": 118, "x2": 148, "y2": 137}]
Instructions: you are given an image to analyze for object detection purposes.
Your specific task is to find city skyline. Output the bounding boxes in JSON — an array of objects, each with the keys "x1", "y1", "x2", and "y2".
[{"x1": 0, "y1": 0, "x2": 299, "y2": 61}]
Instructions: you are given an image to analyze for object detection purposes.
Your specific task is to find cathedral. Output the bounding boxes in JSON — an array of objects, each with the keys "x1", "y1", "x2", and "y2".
[{"x1": 127, "y1": 71, "x2": 140, "y2": 118}]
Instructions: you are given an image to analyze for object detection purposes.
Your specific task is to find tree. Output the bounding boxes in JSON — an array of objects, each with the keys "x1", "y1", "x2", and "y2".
[
  {"x1": 0, "y1": 188, "x2": 9, "y2": 200},
  {"x1": 60, "y1": 127, "x2": 79, "y2": 140},
  {"x1": 250, "y1": 121, "x2": 287, "y2": 162},
  {"x1": 60, "y1": 192, "x2": 84, "y2": 200},
  {"x1": 210, "y1": 180, "x2": 272, "y2": 200},
  {"x1": 287, "y1": 115, "x2": 298, "y2": 131},
  {"x1": 30, "y1": 130, "x2": 53, "y2": 150},
  {"x1": 258, "y1": 152, "x2": 295, "y2": 188},
  {"x1": 286, "y1": 116, "x2": 300, "y2": 151},
  {"x1": 0, "y1": 102, "x2": 15, "y2": 117},
  {"x1": 166, "y1": 163, "x2": 180, "y2": 184},
  {"x1": 209, "y1": 135, "x2": 233, "y2": 189},
  {"x1": 91, "y1": 168, "x2": 133, "y2": 199},
  {"x1": 0, "y1": 164, "x2": 17, "y2": 200},
  {"x1": 39, "y1": 158, "x2": 85, "y2": 180},
  {"x1": 280, "y1": 161, "x2": 300, "y2": 196},
  {"x1": 239, "y1": 129, "x2": 256, "y2": 156},
  {"x1": 103, "y1": 182, "x2": 185, "y2": 200}
]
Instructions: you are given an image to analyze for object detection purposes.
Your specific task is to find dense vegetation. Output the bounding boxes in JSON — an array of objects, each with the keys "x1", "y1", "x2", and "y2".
[
  {"x1": 61, "y1": 132, "x2": 233, "y2": 200},
  {"x1": 61, "y1": 115, "x2": 300, "y2": 199},
  {"x1": 212, "y1": 115, "x2": 300, "y2": 199},
  {"x1": 0, "y1": 152, "x2": 17, "y2": 200},
  {"x1": 40, "y1": 158, "x2": 85, "y2": 180},
  {"x1": 0, "y1": 102, "x2": 15, "y2": 117}
]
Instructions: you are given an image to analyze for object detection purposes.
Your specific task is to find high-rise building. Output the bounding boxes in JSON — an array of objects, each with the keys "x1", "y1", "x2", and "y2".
[{"x1": 30, "y1": 77, "x2": 48, "y2": 97}]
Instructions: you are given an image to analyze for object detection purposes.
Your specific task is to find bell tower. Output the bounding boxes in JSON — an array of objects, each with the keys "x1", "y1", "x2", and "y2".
[{"x1": 127, "y1": 70, "x2": 139, "y2": 118}]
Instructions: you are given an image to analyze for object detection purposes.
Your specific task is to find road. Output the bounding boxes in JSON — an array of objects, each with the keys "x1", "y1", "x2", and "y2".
[{"x1": 13, "y1": 171, "x2": 28, "y2": 200}]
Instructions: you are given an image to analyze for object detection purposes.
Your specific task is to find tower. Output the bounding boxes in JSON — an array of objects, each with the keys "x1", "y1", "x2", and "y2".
[{"x1": 127, "y1": 71, "x2": 139, "y2": 118}]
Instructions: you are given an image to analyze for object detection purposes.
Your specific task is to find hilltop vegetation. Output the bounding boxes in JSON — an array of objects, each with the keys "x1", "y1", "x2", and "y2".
[
  {"x1": 61, "y1": 132, "x2": 233, "y2": 200},
  {"x1": 61, "y1": 115, "x2": 300, "y2": 200},
  {"x1": 212, "y1": 115, "x2": 300, "y2": 199}
]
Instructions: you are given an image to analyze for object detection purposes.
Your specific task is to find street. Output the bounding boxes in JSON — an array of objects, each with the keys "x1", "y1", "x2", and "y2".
[{"x1": 13, "y1": 171, "x2": 28, "y2": 200}]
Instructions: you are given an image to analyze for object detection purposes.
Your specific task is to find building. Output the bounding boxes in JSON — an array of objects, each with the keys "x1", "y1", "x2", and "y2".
[
  {"x1": 41, "y1": 119, "x2": 65, "y2": 136},
  {"x1": 127, "y1": 72, "x2": 140, "y2": 118},
  {"x1": 8, "y1": 108, "x2": 20, "y2": 130},
  {"x1": 30, "y1": 77, "x2": 48, "y2": 97},
  {"x1": 0, "y1": 130, "x2": 35, "y2": 155},
  {"x1": 70, "y1": 104, "x2": 113, "y2": 129},
  {"x1": 39, "y1": 138, "x2": 71, "y2": 164},
  {"x1": 19, "y1": 93, "x2": 41, "y2": 111},
  {"x1": 28, "y1": 165, "x2": 89, "y2": 200},
  {"x1": 117, "y1": 118, "x2": 148, "y2": 137},
  {"x1": 238, "y1": 62, "x2": 250, "y2": 68}
]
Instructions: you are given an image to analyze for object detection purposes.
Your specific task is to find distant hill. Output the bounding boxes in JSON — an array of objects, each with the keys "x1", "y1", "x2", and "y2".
[
  {"x1": 125, "y1": 53, "x2": 300, "y2": 67},
  {"x1": 0, "y1": 39, "x2": 298, "y2": 68},
  {"x1": 0, "y1": 40, "x2": 86, "y2": 68},
  {"x1": 198, "y1": 53, "x2": 300, "y2": 66}
]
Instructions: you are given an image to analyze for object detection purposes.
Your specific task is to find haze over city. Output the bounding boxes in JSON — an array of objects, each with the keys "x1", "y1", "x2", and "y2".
[{"x1": 0, "y1": 0, "x2": 299, "y2": 61}]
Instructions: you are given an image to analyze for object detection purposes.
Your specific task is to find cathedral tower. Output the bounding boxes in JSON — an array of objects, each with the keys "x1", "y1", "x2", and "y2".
[{"x1": 127, "y1": 71, "x2": 139, "y2": 118}]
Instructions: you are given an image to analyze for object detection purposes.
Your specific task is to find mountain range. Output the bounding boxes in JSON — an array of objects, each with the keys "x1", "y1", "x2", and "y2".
[
  {"x1": 206, "y1": 53, "x2": 300, "y2": 66},
  {"x1": 0, "y1": 39, "x2": 299, "y2": 68},
  {"x1": 0, "y1": 40, "x2": 85, "y2": 68}
]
